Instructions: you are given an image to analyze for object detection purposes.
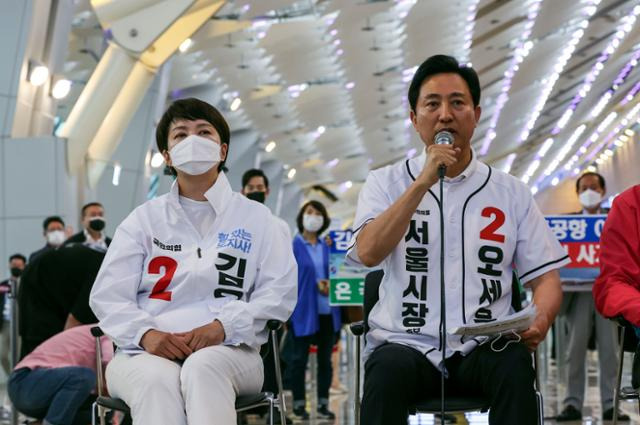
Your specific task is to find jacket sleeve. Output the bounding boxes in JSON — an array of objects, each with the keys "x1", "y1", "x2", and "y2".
[
  {"x1": 593, "y1": 193, "x2": 640, "y2": 325},
  {"x1": 216, "y1": 214, "x2": 298, "y2": 347},
  {"x1": 89, "y1": 214, "x2": 157, "y2": 350}
]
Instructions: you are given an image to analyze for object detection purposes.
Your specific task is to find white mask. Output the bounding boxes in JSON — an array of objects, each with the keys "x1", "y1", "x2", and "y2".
[
  {"x1": 169, "y1": 134, "x2": 221, "y2": 175},
  {"x1": 46, "y1": 230, "x2": 66, "y2": 247},
  {"x1": 579, "y1": 189, "x2": 603, "y2": 209},
  {"x1": 303, "y1": 214, "x2": 324, "y2": 233}
]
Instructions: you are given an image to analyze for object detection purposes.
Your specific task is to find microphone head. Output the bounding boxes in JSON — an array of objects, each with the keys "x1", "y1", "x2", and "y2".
[{"x1": 434, "y1": 131, "x2": 454, "y2": 145}]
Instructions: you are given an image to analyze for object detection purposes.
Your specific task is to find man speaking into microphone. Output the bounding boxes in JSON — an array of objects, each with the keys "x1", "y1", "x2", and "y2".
[{"x1": 346, "y1": 55, "x2": 569, "y2": 425}]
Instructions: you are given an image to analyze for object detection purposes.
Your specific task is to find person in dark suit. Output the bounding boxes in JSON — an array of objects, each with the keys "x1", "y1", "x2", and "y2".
[
  {"x1": 28, "y1": 216, "x2": 66, "y2": 263},
  {"x1": 0, "y1": 254, "x2": 26, "y2": 374},
  {"x1": 63, "y1": 202, "x2": 111, "y2": 251},
  {"x1": 18, "y1": 244, "x2": 105, "y2": 359}
]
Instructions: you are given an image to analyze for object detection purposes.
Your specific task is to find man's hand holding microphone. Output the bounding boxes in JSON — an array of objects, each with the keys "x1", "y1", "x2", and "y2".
[{"x1": 417, "y1": 131, "x2": 461, "y2": 187}]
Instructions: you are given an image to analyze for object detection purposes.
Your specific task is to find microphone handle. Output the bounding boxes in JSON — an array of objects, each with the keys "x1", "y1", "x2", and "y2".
[{"x1": 438, "y1": 164, "x2": 446, "y2": 179}]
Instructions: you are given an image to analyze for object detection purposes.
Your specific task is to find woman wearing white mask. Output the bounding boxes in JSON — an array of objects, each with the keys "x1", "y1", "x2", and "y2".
[
  {"x1": 287, "y1": 201, "x2": 341, "y2": 420},
  {"x1": 89, "y1": 98, "x2": 297, "y2": 425}
]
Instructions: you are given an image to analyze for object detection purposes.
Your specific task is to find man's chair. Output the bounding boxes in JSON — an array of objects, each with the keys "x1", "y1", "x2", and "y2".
[
  {"x1": 90, "y1": 320, "x2": 288, "y2": 425},
  {"x1": 349, "y1": 270, "x2": 544, "y2": 425},
  {"x1": 610, "y1": 316, "x2": 640, "y2": 424}
]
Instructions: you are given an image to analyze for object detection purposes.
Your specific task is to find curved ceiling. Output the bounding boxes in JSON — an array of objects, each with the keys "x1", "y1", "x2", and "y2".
[{"x1": 59, "y1": 0, "x2": 640, "y2": 203}]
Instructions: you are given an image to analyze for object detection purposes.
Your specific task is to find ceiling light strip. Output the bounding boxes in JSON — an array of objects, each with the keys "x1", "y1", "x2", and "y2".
[
  {"x1": 529, "y1": 46, "x2": 640, "y2": 187},
  {"x1": 480, "y1": 0, "x2": 543, "y2": 156},
  {"x1": 519, "y1": 1, "x2": 600, "y2": 142},
  {"x1": 551, "y1": 5, "x2": 640, "y2": 134}
]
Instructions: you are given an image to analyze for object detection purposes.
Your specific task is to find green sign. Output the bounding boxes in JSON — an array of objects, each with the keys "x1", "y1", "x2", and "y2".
[{"x1": 329, "y1": 277, "x2": 364, "y2": 305}]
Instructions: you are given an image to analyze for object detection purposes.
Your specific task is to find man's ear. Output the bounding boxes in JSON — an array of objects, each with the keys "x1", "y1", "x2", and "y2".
[
  {"x1": 474, "y1": 105, "x2": 482, "y2": 126},
  {"x1": 409, "y1": 109, "x2": 418, "y2": 131}
]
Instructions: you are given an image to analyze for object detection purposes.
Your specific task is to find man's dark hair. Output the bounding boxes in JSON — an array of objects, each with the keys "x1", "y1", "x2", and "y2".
[
  {"x1": 242, "y1": 169, "x2": 269, "y2": 189},
  {"x1": 156, "y1": 98, "x2": 231, "y2": 174},
  {"x1": 576, "y1": 172, "x2": 606, "y2": 193},
  {"x1": 408, "y1": 55, "x2": 481, "y2": 112},
  {"x1": 296, "y1": 200, "x2": 330, "y2": 235},
  {"x1": 9, "y1": 253, "x2": 26, "y2": 264},
  {"x1": 81, "y1": 202, "x2": 103, "y2": 218},
  {"x1": 43, "y1": 216, "x2": 65, "y2": 231}
]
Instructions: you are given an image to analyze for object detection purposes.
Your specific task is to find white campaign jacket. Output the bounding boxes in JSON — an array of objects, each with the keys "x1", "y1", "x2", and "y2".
[
  {"x1": 89, "y1": 173, "x2": 297, "y2": 352},
  {"x1": 347, "y1": 149, "x2": 569, "y2": 367}
]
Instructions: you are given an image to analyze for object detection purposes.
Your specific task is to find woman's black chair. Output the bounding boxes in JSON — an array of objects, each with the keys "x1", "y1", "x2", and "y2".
[
  {"x1": 610, "y1": 316, "x2": 640, "y2": 424},
  {"x1": 349, "y1": 270, "x2": 544, "y2": 425},
  {"x1": 90, "y1": 320, "x2": 288, "y2": 425}
]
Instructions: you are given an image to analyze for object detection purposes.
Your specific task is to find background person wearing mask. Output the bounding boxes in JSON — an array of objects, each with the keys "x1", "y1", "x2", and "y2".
[
  {"x1": 64, "y1": 202, "x2": 111, "y2": 251},
  {"x1": 0, "y1": 254, "x2": 26, "y2": 375},
  {"x1": 241, "y1": 168, "x2": 291, "y2": 239},
  {"x1": 240, "y1": 168, "x2": 293, "y2": 425},
  {"x1": 556, "y1": 172, "x2": 627, "y2": 421},
  {"x1": 287, "y1": 200, "x2": 341, "y2": 420},
  {"x1": 29, "y1": 216, "x2": 66, "y2": 263}
]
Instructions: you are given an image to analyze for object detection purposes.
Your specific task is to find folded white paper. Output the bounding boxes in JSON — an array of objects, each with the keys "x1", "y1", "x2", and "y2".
[{"x1": 450, "y1": 304, "x2": 537, "y2": 337}]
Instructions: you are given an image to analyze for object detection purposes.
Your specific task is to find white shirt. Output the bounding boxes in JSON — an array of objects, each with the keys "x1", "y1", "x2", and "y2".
[
  {"x1": 83, "y1": 229, "x2": 108, "y2": 252},
  {"x1": 89, "y1": 172, "x2": 298, "y2": 352},
  {"x1": 179, "y1": 195, "x2": 215, "y2": 238},
  {"x1": 347, "y1": 149, "x2": 569, "y2": 367}
]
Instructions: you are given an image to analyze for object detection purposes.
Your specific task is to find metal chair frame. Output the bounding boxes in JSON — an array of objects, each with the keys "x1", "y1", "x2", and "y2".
[
  {"x1": 90, "y1": 320, "x2": 288, "y2": 425},
  {"x1": 611, "y1": 317, "x2": 640, "y2": 425}
]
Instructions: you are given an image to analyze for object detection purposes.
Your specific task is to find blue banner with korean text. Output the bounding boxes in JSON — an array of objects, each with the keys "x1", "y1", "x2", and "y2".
[{"x1": 544, "y1": 214, "x2": 607, "y2": 282}]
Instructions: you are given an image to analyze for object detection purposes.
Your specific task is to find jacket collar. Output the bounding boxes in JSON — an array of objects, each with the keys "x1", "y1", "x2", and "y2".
[{"x1": 169, "y1": 172, "x2": 233, "y2": 216}]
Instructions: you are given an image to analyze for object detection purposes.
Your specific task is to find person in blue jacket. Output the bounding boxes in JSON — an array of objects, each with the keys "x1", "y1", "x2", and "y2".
[{"x1": 288, "y1": 200, "x2": 341, "y2": 420}]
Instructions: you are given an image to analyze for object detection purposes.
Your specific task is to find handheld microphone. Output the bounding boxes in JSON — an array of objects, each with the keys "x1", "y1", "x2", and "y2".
[
  {"x1": 434, "y1": 131, "x2": 454, "y2": 179},
  {"x1": 434, "y1": 129, "x2": 453, "y2": 425}
]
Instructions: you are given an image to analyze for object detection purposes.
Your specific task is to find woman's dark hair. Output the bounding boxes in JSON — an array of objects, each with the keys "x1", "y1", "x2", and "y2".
[
  {"x1": 155, "y1": 98, "x2": 230, "y2": 174},
  {"x1": 408, "y1": 54, "x2": 481, "y2": 112},
  {"x1": 296, "y1": 200, "x2": 330, "y2": 235}
]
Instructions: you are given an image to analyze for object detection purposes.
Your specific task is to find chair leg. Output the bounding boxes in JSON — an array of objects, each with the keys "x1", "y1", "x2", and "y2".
[
  {"x1": 269, "y1": 400, "x2": 275, "y2": 425},
  {"x1": 535, "y1": 391, "x2": 544, "y2": 425},
  {"x1": 271, "y1": 328, "x2": 288, "y2": 425},
  {"x1": 614, "y1": 326, "x2": 626, "y2": 425},
  {"x1": 91, "y1": 401, "x2": 97, "y2": 425}
]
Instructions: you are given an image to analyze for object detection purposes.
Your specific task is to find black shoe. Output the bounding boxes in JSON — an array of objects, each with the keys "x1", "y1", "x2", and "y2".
[
  {"x1": 291, "y1": 407, "x2": 309, "y2": 420},
  {"x1": 556, "y1": 405, "x2": 582, "y2": 421},
  {"x1": 317, "y1": 405, "x2": 336, "y2": 420},
  {"x1": 602, "y1": 407, "x2": 630, "y2": 421}
]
